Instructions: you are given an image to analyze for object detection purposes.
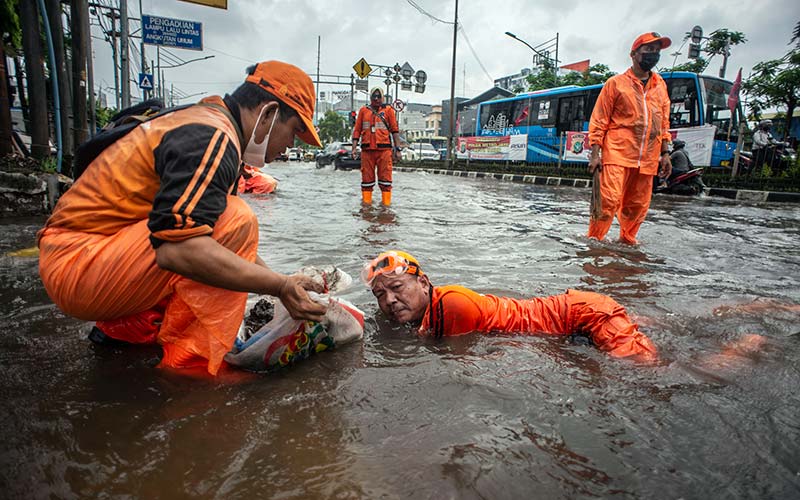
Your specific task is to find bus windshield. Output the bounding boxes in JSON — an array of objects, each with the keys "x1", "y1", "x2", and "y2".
[{"x1": 700, "y1": 76, "x2": 741, "y2": 139}]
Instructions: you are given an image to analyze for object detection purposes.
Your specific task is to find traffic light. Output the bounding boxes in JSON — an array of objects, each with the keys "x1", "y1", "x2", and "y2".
[
  {"x1": 349, "y1": 111, "x2": 357, "y2": 126},
  {"x1": 688, "y1": 43, "x2": 701, "y2": 59}
]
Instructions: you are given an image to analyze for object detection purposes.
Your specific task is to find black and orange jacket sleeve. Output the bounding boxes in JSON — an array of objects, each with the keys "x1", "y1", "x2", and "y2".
[{"x1": 148, "y1": 124, "x2": 241, "y2": 248}]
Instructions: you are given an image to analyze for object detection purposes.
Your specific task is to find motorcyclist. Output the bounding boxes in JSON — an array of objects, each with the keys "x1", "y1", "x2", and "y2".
[
  {"x1": 669, "y1": 140, "x2": 693, "y2": 175},
  {"x1": 752, "y1": 119, "x2": 776, "y2": 170}
]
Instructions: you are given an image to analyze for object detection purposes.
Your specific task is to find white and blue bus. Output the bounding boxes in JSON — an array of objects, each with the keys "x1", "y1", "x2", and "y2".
[{"x1": 474, "y1": 71, "x2": 744, "y2": 167}]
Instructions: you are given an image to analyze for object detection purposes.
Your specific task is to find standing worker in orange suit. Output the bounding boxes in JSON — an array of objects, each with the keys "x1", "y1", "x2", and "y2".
[
  {"x1": 588, "y1": 32, "x2": 673, "y2": 245},
  {"x1": 352, "y1": 87, "x2": 403, "y2": 206}
]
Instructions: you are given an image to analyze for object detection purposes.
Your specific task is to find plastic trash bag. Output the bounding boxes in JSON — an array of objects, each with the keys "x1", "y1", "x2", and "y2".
[{"x1": 224, "y1": 267, "x2": 364, "y2": 372}]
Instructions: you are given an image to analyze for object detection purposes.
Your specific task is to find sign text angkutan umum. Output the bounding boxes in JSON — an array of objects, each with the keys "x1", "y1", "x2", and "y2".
[{"x1": 142, "y1": 15, "x2": 203, "y2": 51}]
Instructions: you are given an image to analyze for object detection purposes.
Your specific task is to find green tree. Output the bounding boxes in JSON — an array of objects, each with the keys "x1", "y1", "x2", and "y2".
[
  {"x1": 670, "y1": 58, "x2": 707, "y2": 73},
  {"x1": 317, "y1": 110, "x2": 347, "y2": 144},
  {"x1": 670, "y1": 28, "x2": 746, "y2": 74},
  {"x1": 525, "y1": 60, "x2": 615, "y2": 92},
  {"x1": 742, "y1": 48, "x2": 800, "y2": 139}
]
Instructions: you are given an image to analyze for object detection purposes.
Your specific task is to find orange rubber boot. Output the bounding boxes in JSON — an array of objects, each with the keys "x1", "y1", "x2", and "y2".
[
  {"x1": 362, "y1": 190, "x2": 373, "y2": 204},
  {"x1": 381, "y1": 191, "x2": 392, "y2": 206}
]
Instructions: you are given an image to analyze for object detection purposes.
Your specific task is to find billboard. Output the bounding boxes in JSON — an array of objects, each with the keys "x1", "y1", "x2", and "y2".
[
  {"x1": 142, "y1": 15, "x2": 203, "y2": 51},
  {"x1": 457, "y1": 135, "x2": 528, "y2": 161}
]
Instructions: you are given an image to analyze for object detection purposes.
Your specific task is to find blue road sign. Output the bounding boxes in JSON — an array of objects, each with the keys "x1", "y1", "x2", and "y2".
[
  {"x1": 142, "y1": 15, "x2": 203, "y2": 51},
  {"x1": 138, "y1": 73, "x2": 154, "y2": 90}
]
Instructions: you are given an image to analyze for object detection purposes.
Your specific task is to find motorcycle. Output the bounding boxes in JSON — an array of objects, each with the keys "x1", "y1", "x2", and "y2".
[
  {"x1": 740, "y1": 142, "x2": 797, "y2": 176},
  {"x1": 653, "y1": 167, "x2": 706, "y2": 196}
]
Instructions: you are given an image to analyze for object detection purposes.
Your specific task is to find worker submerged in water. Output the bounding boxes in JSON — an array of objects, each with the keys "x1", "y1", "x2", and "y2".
[{"x1": 362, "y1": 250, "x2": 658, "y2": 360}]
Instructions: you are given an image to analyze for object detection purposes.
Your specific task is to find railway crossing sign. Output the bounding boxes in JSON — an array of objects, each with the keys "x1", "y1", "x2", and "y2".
[{"x1": 353, "y1": 58, "x2": 372, "y2": 79}]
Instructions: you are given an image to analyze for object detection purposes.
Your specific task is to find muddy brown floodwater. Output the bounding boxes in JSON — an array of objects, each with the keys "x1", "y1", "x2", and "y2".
[{"x1": 1, "y1": 162, "x2": 799, "y2": 499}]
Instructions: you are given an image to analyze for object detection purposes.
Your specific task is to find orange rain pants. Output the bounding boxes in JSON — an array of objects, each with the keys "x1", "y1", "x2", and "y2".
[
  {"x1": 38, "y1": 196, "x2": 258, "y2": 375},
  {"x1": 588, "y1": 164, "x2": 654, "y2": 245},
  {"x1": 360, "y1": 149, "x2": 393, "y2": 193},
  {"x1": 419, "y1": 285, "x2": 657, "y2": 360}
]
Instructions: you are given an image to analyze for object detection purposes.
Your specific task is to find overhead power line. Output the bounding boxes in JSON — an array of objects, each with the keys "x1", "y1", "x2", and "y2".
[
  {"x1": 458, "y1": 25, "x2": 493, "y2": 84},
  {"x1": 405, "y1": 0, "x2": 455, "y2": 24}
]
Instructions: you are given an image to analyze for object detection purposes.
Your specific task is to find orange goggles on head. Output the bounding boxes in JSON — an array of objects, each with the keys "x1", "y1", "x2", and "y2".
[{"x1": 361, "y1": 251, "x2": 422, "y2": 286}]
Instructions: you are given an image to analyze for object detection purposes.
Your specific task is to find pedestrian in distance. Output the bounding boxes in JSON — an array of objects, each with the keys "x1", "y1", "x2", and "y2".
[
  {"x1": 352, "y1": 87, "x2": 403, "y2": 206},
  {"x1": 38, "y1": 61, "x2": 327, "y2": 375},
  {"x1": 587, "y1": 32, "x2": 673, "y2": 245},
  {"x1": 362, "y1": 250, "x2": 658, "y2": 360}
]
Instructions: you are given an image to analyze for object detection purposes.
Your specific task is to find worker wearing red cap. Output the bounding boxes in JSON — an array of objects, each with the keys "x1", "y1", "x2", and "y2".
[
  {"x1": 352, "y1": 88, "x2": 403, "y2": 206},
  {"x1": 363, "y1": 251, "x2": 657, "y2": 360},
  {"x1": 588, "y1": 32, "x2": 673, "y2": 245},
  {"x1": 38, "y1": 61, "x2": 327, "y2": 375}
]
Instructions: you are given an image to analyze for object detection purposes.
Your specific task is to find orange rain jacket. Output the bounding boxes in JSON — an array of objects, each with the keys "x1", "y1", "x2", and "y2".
[
  {"x1": 588, "y1": 68, "x2": 672, "y2": 175},
  {"x1": 353, "y1": 104, "x2": 399, "y2": 151},
  {"x1": 38, "y1": 95, "x2": 252, "y2": 375},
  {"x1": 419, "y1": 285, "x2": 657, "y2": 360}
]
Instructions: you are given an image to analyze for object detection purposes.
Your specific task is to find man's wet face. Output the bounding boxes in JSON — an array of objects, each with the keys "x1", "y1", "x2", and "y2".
[{"x1": 371, "y1": 273, "x2": 429, "y2": 324}]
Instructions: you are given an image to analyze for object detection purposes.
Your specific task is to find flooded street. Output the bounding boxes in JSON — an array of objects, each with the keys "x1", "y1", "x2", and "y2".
[{"x1": 1, "y1": 161, "x2": 799, "y2": 499}]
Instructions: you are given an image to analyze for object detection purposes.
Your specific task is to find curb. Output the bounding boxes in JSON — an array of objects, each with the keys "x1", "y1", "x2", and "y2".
[{"x1": 394, "y1": 167, "x2": 800, "y2": 205}]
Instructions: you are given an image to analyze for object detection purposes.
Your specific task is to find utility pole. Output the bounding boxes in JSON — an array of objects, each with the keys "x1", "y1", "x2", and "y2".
[
  {"x1": 447, "y1": 0, "x2": 458, "y2": 166},
  {"x1": 107, "y1": 11, "x2": 120, "y2": 109},
  {"x1": 71, "y1": 0, "x2": 90, "y2": 145},
  {"x1": 554, "y1": 32, "x2": 559, "y2": 78},
  {"x1": 20, "y1": 0, "x2": 50, "y2": 159},
  {"x1": 315, "y1": 35, "x2": 320, "y2": 126},
  {"x1": 120, "y1": 0, "x2": 130, "y2": 108},
  {"x1": 139, "y1": 0, "x2": 147, "y2": 100},
  {"x1": 46, "y1": 0, "x2": 74, "y2": 156}
]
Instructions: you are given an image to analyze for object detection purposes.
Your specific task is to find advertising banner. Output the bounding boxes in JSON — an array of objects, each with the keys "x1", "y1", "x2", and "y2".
[
  {"x1": 562, "y1": 125, "x2": 716, "y2": 165},
  {"x1": 563, "y1": 131, "x2": 591, "y2": 161},
  {"x1": 457, "y1": 135, "x2": 527, "y2": 161}
]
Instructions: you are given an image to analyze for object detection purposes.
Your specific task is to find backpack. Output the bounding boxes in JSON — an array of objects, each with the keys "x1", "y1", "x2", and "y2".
[{"x1": 72, "y1": 99, "x2": 191, "y2": 179}]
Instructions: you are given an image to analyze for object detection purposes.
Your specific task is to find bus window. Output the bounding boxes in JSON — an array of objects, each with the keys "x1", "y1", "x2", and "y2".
[
  {"x1": 557, "y1": 95, "x2": 586, "y2": 133},
  {"x1": 510, "y1": 98, "x2": 533, "y2": 129},
  {"x1": 700, "y1": 76, "x2": 740, "y2": 140},
  {"x1": 531, "y1": 98, "x2": 555, "y2": 127},
  {"x1": 586, "y1": 88, "x2": 601, "y2": 118},
  {"x1": 479, "y1": 99, "x2": 522, "y2": 135},
  {"x1": 666, "y1": 77, "x2": 698, "y2": 128}
]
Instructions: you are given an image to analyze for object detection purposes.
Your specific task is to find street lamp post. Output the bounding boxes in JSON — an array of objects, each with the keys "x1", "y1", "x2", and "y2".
[{"x1": 505, "y1": 31, "x2": 559, "y2": 78}]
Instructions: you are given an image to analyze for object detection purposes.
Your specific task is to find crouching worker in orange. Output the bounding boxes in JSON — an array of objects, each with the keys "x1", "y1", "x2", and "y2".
[
  {"x1": 587, "y1": 32, "x2": 673, "y2": 245},
  {"x1": 37, "y1": 61, "x2": 327, "y2": 376},
  {"x1": 352, "y1": 88, "x2": 403, "y2": 206},
  {"x1": 363, "y1": 251, "x2": 657, "y2": 361}
]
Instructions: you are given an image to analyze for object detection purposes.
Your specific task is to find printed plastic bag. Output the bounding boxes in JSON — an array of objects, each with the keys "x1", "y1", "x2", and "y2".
[{"x1": 224, "y1": 267, "x2": 364, "y2": 372}]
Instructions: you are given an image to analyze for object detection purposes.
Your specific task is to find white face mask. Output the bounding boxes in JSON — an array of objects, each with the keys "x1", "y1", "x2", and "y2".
[{"x1": 242, "y1": 105, "x2": 279, "y2": 168}]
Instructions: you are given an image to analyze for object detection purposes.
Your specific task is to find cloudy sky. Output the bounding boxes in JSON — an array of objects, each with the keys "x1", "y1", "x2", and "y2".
[{"x1": 89, "y1": 0, "x2": 798, "y2": 108}]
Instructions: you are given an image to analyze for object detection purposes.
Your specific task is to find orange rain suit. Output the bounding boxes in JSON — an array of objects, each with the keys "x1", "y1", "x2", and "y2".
[
  {"x1": 588, "y1": 68, "x2": 672, "y2": 244},
  {"x1": 419, "y1": 285, "x2": 657, "y2": 360},
  {"x1": 38, "y1": 95, "x2": 254, "y2": 375},
  {"x1": 353, "y1": 104, "x2": 399, "y2": 193}
]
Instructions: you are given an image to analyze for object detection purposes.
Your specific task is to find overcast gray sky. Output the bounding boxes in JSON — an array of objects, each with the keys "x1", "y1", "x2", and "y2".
[{"x1": 89, "y1": 0, "x2": 798, "y2": 108}]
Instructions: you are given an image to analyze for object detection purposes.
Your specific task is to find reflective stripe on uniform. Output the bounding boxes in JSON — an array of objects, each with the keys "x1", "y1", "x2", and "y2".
[
  {"x1": 378, "y1": 180, "x2": 392, "y2": 186},
  {"x1": 361, "y1": 181, "x2": 375, "y2": 188}
]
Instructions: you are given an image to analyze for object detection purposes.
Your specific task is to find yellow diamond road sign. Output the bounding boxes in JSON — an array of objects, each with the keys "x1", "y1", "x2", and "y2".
[{"x1": 353, "y1": 58, "x2": 372, "y2": 79}]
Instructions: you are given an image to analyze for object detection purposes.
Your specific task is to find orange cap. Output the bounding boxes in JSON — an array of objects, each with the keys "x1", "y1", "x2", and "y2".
[
  {"x1": 631, "y1": 32, "x2": 672, "y2": 52},
  {"x1": 245, "y1": 60, "x2": 322, "y2": 147}
]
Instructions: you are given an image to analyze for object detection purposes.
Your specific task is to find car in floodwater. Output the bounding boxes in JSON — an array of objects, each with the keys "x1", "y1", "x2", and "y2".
[
  {"x1": 316, "y1": 142, "x2": 361, "y2": 170},
  {"x1": 402, "y1": 142, "x2": 440, "y2": 161}
]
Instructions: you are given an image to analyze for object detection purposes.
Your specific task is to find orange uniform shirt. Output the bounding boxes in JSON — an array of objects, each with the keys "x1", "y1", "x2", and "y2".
[
  {"x1": 419, "y1": 285, "x2": 657, "y2": 359},
  {"x1": 352, "y1": 104, "x2": 399, "y2": 150},
  {"x1": 588, "y1": 69, "x2": 671, "y2": 175},
  {"x1": 39, "y1": 95, "x2": 244, "y2": 248}
]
